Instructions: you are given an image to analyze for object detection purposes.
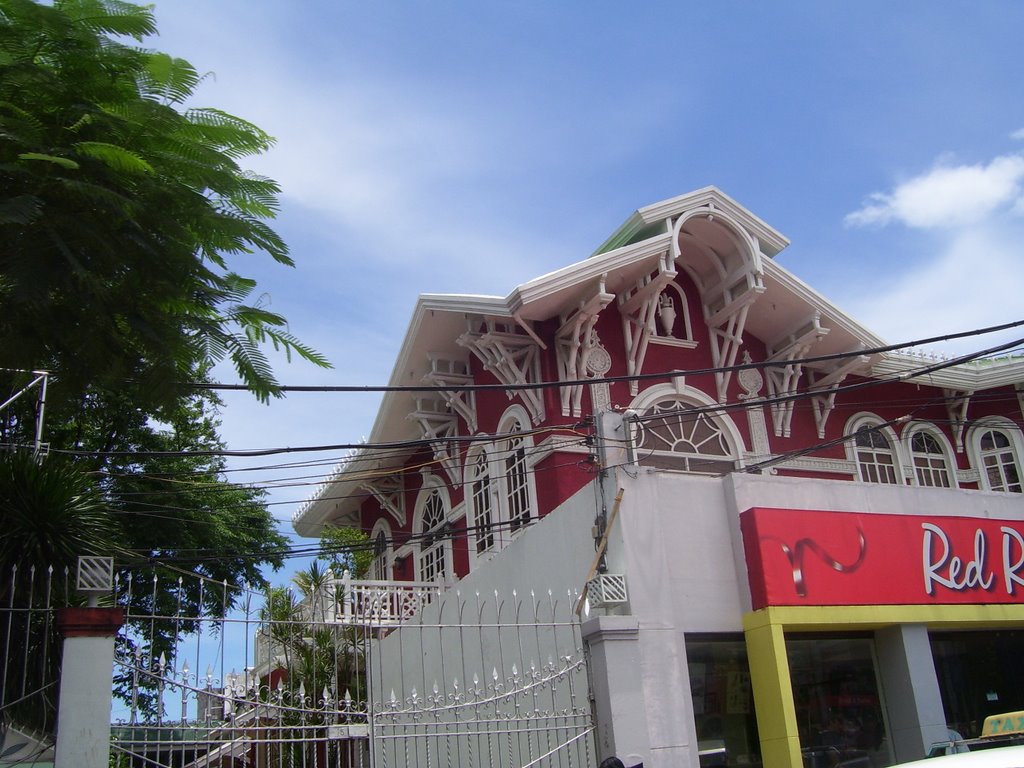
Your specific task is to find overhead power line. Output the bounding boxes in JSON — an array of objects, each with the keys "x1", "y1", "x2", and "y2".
[
  {"x1": 46, "y1": 332, "x2": 1023, "y2": 462},
  {"x1": 181, "y1": 317, "x2": 1024, "y2": 395}
]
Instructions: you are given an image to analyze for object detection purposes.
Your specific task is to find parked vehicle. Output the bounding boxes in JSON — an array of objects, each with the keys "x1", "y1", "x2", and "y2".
[
  {"x1": 895, "y1": 744, "x2": 1024, "y2": 767},
  {"x1": 930, "y1": 712, "x2": 1024, "y2": 758}
]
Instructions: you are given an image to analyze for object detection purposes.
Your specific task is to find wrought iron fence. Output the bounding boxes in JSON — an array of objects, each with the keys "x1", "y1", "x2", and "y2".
[
  {"x1": 354, "y1": 585, "x2": 594, "y2": 768},
  {"x1": 0, "y1": 564, "x2": 71, "y2": 764},
  {"x1": 3, "y1": 563, "x2": 594, "y2": 768}
]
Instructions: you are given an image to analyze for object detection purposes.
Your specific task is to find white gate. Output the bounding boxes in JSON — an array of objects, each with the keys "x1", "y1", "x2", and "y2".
[
  {"x1": 109, "y1": 570, "x2": 595, "y2": 768},
  {"x1": 344, "y1": 578, "x2": 595, "y2": 768}
]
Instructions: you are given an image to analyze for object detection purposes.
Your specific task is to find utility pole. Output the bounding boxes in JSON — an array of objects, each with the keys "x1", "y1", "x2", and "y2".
[{"x1": 0, "y1": 368, "x2": 50, "y2": 456}]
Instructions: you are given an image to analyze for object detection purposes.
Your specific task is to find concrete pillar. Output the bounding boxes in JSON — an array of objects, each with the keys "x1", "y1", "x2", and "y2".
[
  {"x1": 53, "y1": 607, "x2": 124, "y2": 768},
  {"x1": 875, "y1": 624, "x2": 947, "y2": 762},
  {"x1": 583, "y1": 614, "x2": 650, "y2": 765},
  {"x1": 744, "y1": 617, "x2": 802, "y2": 768}
]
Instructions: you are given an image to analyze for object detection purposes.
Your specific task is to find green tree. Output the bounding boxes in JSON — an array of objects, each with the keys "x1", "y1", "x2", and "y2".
[
  {"x1": 0, "y1": 0, "x2": 326, "y2": 729},
  {"x1": 319, "y1": 525, "x2": 373, "y2": 579},
  {"x1": 0, "y1": 0, "x2": 329, "y2": 412}
]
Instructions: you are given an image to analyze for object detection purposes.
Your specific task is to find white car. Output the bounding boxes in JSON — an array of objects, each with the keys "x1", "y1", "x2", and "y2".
[{"x1": 894, "y1": 745, "x2": 1024, "y2": 767}]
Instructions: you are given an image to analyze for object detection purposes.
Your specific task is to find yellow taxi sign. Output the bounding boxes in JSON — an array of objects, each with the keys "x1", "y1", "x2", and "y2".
[{"x1": 981, "y1": 711, "x2": 1024, "y2": 738}]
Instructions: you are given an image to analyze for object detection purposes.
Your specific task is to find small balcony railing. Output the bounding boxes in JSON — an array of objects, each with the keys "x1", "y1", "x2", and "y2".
[{"x1": 336, "y1": 577, "x2": 446, "y2": 626}]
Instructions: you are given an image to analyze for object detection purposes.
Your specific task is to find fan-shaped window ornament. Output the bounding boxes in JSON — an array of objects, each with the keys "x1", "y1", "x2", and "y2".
[{"x1": 633, "y1": 399, "x2": 735, "y2": 473}]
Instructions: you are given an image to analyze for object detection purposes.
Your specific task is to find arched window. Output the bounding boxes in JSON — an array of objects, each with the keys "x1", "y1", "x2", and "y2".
[
  {"x1": 371, "y1": 522, "x2": 391, "y2": 580},
  {"x1": 467, "y1": 448, "x2": 495, "y2": 554},
  {"x1": 416, "y1": 485, "x2": 451, "y2": 582},
  {"x1": 504, "y1": 420, "x2": 532, "y2": 534},
  {"x1": 628, "y1": 385, "x2": 743, "y2": 473},
  {"x1": 974, "y1": 425, "x2": 1022, "y2": 493},
  {"x1": 847, "y1": 416, "x2": 901, "y2": 485},
  {"x1": 906, "y1": 426, "x2": 955, "y2": 488}
]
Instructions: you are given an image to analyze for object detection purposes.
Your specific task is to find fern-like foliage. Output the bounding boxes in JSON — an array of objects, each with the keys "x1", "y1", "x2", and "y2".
[{"x1": 0, "y1": 0, "x2": 330, "y2": 417}]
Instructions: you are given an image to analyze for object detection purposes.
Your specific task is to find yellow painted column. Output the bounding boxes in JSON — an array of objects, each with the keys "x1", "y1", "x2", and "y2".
[{"x1": 744, "y1": 611, "x2": 802, "y2": 768}]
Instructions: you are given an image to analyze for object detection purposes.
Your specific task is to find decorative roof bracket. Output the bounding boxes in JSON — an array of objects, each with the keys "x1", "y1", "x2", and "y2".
[
  {"x1": 421, "y1": 357, "x2": 477, "y2": 434},
  {"x1": 359, "y1": 476, "x2": 405, "y2": 527},
  {"x1": 555, "y1": 278, "x2": 615, "y2": 416},
  {"x1": 807, "y1": 352, "x2": 872, "y2": 438},
  {"x1": 764, "y1": 313, "x2": 830, "y2": 437},
  {"x1": 943, "y1": 389, "x2": 973, "y2": 453},
  {"x1": 617, "y1": 252, "x2": 678, "y2": 396},
  {"x1": 458, "y1": 318, "x2": 546, "y2": 425},
  {"x1": 701, "y1": 269, "x2": 765, "y2": 403},
  {"x1": 408, "y1": 395, "x2": 462, "y2": 483}
]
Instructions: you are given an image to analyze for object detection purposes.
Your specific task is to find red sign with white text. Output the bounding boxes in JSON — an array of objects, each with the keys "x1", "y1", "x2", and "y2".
[{"x1": 740, "y1": 507, "x2": 1024, "y2": 609}]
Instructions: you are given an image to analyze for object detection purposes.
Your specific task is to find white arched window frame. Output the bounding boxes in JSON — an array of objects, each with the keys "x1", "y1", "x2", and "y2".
[
  {"x1": 845, "y1": 414, "x2": 904, "y2": 485},
  {"x1": 369, "y1": 519, "x2": 392, "y2": 580},
  {"x1": 497, "y1": 406, "x2": 540, "y2": 544},
  {"x1": 904, "y1": 423, "x2": 957, "y2": 489},
  {"x1": 465, "y1": 445, "x2": 497, "y2": 556},
  {"x1": 968, "y1": 418, "x2": 1023, "y2": 493},
  {"x1": 627, "y1": 384, "x2": 745, "y2": 473},
  {"x1": 413, "y1": 478, "x2": 453, "y2": 583}
]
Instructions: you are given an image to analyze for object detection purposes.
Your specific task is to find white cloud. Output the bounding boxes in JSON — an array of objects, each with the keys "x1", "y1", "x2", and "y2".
[
  {"x1": 845, "y1": 224, "x2": 1024, "y2": 355},
  {"x1": 1011, "y1": 128, "x2": 1024, "y2": 141},
  {"x1": 845, "y1": 154, "x2": 1024, "y2": 229}
]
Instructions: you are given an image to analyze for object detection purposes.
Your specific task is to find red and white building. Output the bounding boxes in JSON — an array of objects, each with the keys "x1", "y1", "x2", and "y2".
[{"x1": 295, "y1": 187, "x2": 1024, "y2": 768}]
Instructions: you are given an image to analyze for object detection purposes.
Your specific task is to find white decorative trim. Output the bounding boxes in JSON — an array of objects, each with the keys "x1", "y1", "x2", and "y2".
[
  {"x1": 422, "y1": 357, "x2": 477, "y2": 433},
  {"x1": 531, "y1": 433, "x2": 591, "y2": 465},
  {"x1": 807, "y1": 353, "x2": 873, "y2": 438},
  {"x1": 648, "y1": 336, "x2": 698, "y2": 349},
  {"x1": 958, "y1": 467, "x2": 980, "y2": 484},
  {"x1": 774, "y1": 456, "x2": 858, "y2": 475},
  {"x1": 670, "y1": 208, "x2": 767, "y2": 402},
  {"x1": 617, "y1": 251, "x2": 678, "y2": 396},
  {"x1": 360, "y1": 476, "x2": 406, "y2": 527},
  {"x1": 737, "y1": 352, "x2": 771, "y2": 464},
  {"x1": 555, "y1": 279, "x2": 615, "y2": 416},
  {"x1": 458, "y1": 318, "x2": 545, "y2": 425},
  {"x1": 943, "y1": 389, "x2": 972, "y2": 454},
  {"x1": 764, "y1": 312, "x2": 830, "y2": 438},
  {"x1": 408, "y1": 396, "x2": 461, "y2": 484}
]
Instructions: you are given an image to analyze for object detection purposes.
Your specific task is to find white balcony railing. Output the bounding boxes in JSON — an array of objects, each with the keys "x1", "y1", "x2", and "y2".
[{"x1": 336, "y1": 576, "x2": 446, "y2": 626}]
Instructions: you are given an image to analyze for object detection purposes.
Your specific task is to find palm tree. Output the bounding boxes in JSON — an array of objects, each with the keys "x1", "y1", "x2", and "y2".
[{"x1": 0, "y1": 451, "x2": 116, "y2": 735}]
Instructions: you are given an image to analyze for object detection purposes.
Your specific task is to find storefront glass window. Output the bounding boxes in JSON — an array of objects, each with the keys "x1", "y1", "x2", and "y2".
[
  {"x1": 686, "y1": 636, "x2": 761, "y2": 767},
  {"x1": 786, "y1": 635, "x2": 893, "y2": 767},
  {"x1": 931, "y1": 630, "x2": 1024, "y2": 740}
]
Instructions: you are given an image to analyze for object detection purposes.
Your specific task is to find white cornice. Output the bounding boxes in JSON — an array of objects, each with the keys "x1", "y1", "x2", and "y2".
[
  {"x1": 509, "y1": 234, "x2": 673, "y2": 313},
  {"x1": 871, "y1": 354, "x2": 1024, "y2": 391},
  {"x1": 761, "y1": 260, "x2": 886, "y2": 348},
  {"x1": 594, "y1": 186, "x2": 790, "y2": 258}
]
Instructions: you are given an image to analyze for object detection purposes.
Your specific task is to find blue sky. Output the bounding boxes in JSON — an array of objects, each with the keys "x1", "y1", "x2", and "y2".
[{"x1": 147, "y1": 1, "x2": 1024, "y2": 581}]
